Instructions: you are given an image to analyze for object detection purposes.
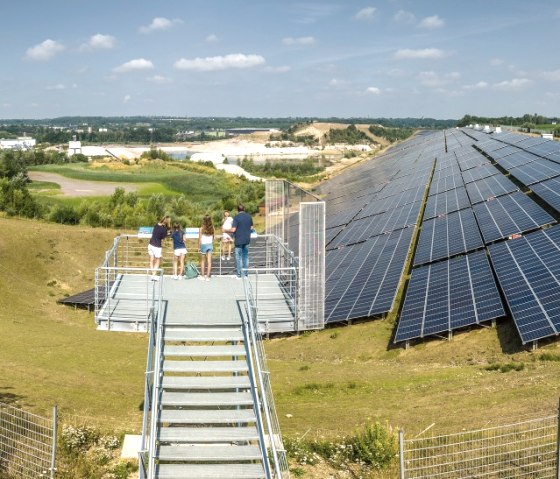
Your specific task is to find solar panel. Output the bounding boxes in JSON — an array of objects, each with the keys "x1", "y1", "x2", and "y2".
[
  {"x1": 395, "y1": 250, "x2": 505, "y2": 342},
  {"x1": 465, "y1": 174, "x2": 519, "y2": 204},
  {"x1": 325, "y1": 228, "x2": 414, "y2": 323},
  {"x1": 531, "y1": 177, "x2": 560, "y2": 213},
  {"x1": 487, "y1": 145, "x2": 520, "y2": 160},
  {"x1": 489, "y1": 225, "x2": 560, "y2": 344},
  {"x1": 461, "y1": 164, "x2": 501, "y2": 184},
  {"x1": 369, "y1": 183, "x2": 426, "y2": 215},
  {"x1": 329, "y1": 201, "x2": 421, "y2": 248},
  {"x1": 456, "y1": 151, "x2": 491, "y2": 171},
  {"x1": 472, "y1": 192, "x2": 555, "y2": 243},
  {"x1": 414, "y1": 208, "x2": 484, "y2": 266},
  {"x1": 495, "y1": 151, "x2": 540, "y2": 170},
  {"x1": 429, "y1": 173, "x2": 464, "y2": 196},
  {"x1": 326, "y1": 203, "x2": 365, "y2": 229},
  {"x1": 424, "y1": 186, "x2": 470, "y2": 219},
  {"x1": 326, "y1": 226, "x2": 344, "y2": 248},
  {"x1": 509, "y1": 158, "x2": 560, "y2": 186},
  {"x1": 526, "y1": 141, "x2": 560, "y2": 157}
]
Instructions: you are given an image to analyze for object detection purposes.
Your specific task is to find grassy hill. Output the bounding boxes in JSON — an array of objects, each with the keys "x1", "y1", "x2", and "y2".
[
  {"x1": 3, "y1": 215, "x2": 560, "y2": 443},
  {"x1": 3, "y1": 214, "x2": 560, "y2": 479}
]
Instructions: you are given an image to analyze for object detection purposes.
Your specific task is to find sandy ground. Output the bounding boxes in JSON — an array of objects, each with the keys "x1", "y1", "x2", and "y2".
[{"x1": 28, "y1": 171, "x2": 138, "y2": 197}]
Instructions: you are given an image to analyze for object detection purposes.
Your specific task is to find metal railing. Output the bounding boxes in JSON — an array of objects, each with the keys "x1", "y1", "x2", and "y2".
[
  {"x1": 137, "y1": 273, "x2": 165, "y2": 479},
  {"x1": 243, "y1": 275, "x2": 290, "y2": 478},
  {"x1": 0, "y1": 403, "x2": 57, "y2": 479},
  {"x1": 400, "y1": 408, "x2": 560, "y2": 478}
]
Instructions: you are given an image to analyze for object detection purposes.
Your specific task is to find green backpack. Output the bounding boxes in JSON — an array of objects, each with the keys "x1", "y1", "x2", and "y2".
[{"x1": 184, "y1": 262, "x2": 199, "y2": 279}]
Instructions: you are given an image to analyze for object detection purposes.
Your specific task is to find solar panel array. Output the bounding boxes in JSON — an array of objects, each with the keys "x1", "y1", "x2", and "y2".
[
  {"x1": 319, "y1": 126, "x2": 560, "y2": 346},
  {"x1": 395, "y1": 251, "x2": 505, "y2": 342}
]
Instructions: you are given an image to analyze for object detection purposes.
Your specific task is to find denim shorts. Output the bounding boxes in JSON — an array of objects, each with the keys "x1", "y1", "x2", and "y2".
[{"x1": 200, "y1": 244, "x2": 213, "y2": 254}]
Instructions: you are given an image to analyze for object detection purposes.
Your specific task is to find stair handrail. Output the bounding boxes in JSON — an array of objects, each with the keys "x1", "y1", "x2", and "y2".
[
  {"x1": 243, "y1": 273, "x2": 290, "y2": 479},
  {"x1": 137, "y1": 269, "x2": 164, "y2": 479}
]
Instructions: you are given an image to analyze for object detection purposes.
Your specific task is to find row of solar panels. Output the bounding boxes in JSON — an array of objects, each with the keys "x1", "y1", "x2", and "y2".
[{"x1": 320, "y1": 127, "x2": 560, "y2": 346}]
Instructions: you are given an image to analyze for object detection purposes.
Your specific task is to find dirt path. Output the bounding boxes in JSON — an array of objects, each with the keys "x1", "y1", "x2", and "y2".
[{"x1": 28, "y1": 171, "x2": 138, "y2": 197}]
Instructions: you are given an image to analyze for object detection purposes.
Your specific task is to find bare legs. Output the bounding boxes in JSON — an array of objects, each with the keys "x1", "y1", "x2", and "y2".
[{"x1": 200, "y1": 252, "x2": 212, "y2": 280}]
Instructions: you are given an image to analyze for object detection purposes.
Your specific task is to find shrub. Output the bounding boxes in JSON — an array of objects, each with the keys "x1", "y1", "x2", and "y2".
[{"x1": 347, "y1": 422, "x2": 398, "y2": 469}]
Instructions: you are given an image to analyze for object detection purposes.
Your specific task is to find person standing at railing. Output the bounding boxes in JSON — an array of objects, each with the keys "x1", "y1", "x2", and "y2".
[
  {"x1": 148, "y1": 215, "x2": 171, "y2": 281},
  {"x1": 171, "y1": 223, "x2": 188, "y2": 280},
  {"x1": 221, "y1": 210, "x2": 234, "y2": 261},
  {"x1": 198, "y1": 215, "x2": 215, "y2": 281},
  {"x1": 225, "y1": 203, "x2": 253, "y2": 279}
]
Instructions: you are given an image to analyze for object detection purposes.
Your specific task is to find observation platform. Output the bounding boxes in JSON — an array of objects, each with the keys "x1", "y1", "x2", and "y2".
[{"x1": 96, "y1": 273, "x2": 296, "y2": 334}]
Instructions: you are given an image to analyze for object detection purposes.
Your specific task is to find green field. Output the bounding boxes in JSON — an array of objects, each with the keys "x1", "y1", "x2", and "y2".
[{"x1": 29, "y1": 161, "x2": 245, "y2": 204}]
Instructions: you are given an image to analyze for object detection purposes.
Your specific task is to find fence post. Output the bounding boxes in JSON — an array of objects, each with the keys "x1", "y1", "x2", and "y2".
[
  {"x1": 50, "y1": 405, "x2": 57, "y2": 479},
  {"x1": 556, "y1": 397, "x2": 560, "y2": 479},
  {"x1": 399, "y1": 429, "x2": 405, "y2": 479}
]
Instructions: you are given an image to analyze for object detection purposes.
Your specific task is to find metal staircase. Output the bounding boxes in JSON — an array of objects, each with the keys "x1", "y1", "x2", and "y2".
[{"x1": 139, "y1": 276, "x2": 288, "y2": 479}]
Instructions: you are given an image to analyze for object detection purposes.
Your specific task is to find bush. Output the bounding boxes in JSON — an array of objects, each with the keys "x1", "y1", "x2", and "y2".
[
  {"x1": 347, "y1": 422, "x2": 398, "y2": 469},
  {"x1": 49, "y1": 205, "x2": 81, "y2": 224}
]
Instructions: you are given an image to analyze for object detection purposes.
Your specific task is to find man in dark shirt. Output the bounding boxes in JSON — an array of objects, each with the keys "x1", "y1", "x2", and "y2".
[{"x1": 227, "y1": 204, "x2": 253, "y2": 278}]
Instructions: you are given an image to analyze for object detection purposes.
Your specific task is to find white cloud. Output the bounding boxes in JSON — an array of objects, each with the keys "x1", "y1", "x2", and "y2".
[
  {"x1": 81, "y1": 33, "x2": 116, "y2": 51},
  {"x1": 123, "y1": 95, "x2": 131, "y2": 103},
  {"x1": 113, "y1": 58, "x2": 154, "y2": 73},
  {"x1": 174, "y1": 53, "x2": 265, "y2": 72},
  {"x1": 140, "y1": 17, "x2": 182, "y2": 34},
  {"x1": 463, "y1": 81, "x2": 489, "y2": 90},
  {"x1": 24, "y1": 39, "x2": 65, "y2": 61},
  {"x1": 394, "y1": 10, "x2": 416, "y2": 24},
  {"x1": 493, "y1": 78, "x2": 532, "y2": 90},
  {"x1": 46, "y1": 83, "x2": 66, "y2": 90},
  {"x1": 330, "y1": 78, "x2": 343, "y2": 86},
  {"x1": 366, "y1": 86, "x2": 381, "y2": 94},
  {"x1": 206, "y1": 34, "x2": 219, "y2": 43},
  {"x1": 264, "y1": 65, "x2": 291, "y2": 73},
  {"x1": 490, "y1": 58, "x2": 504, "y2": 66},
  {"x1": 418, "y1": 15, "x2": 445, "y2": 29},
  {"x1": 541, "y1": 69, "x2": 560, "y2": 81},
  {"x1": 147, "y1": 75, "x2": 171, "y2": 84},
  {"x1": 394, "y1": 48, "x2": 446, "y2": 60},
  {"x1": 417, "y1": 71, "x2": 460, "y2": 88},
  {"x1": 282, "y1": 36, "x2": 316, "y2": 46},
  {"x1": 355, "y1": 7, "x2": 376, "y2": 21}
]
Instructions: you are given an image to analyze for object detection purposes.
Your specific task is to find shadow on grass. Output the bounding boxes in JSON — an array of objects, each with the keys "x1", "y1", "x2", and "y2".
[
  {"x1": 0, "y1": 387, "x2": 25, "y2": 405},
  {"x1": 496, "y1": 318, "x2": 525, "y2": 354}
]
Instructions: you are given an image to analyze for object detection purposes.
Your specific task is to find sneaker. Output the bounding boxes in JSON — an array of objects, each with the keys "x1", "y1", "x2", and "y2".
[
  {"x1": 205, "y1": 277, "x2": 210, "y2": 282},
  {"x1": 197, "y1": 276, "x2": 204, "y2": 281},
  {"x1": 221, "y1": 255, "x2": 225, "y2": 260},
  {"x1": 172, "y1": 275, "x2": 178, "y2": 280},
  {"x1": 235, "y1": 276, "x2": 242, "y2": 280},
  {"x1": 226, "y1": 256, "x2": 231, "y2": 261},
  {"x1": 151, "y1": 275, "x2": 160, "y2": 281},
  {"x1": 178, "y1": 276, "x2": 183, "y2": 280}
]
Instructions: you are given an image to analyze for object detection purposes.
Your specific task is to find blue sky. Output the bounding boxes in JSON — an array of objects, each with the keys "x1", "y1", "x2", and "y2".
[{"x1": 2, "y1": 0, "x2": 560, "y2": 119}]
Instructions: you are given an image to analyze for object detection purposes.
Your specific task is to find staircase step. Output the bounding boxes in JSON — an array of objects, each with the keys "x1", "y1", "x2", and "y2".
[
  {"x1": 155, "y1": 463, "x2": 266, "y2": 479},
  {"x1": 161, "y1": 391, "x2": 254, "y2": 407},
  {"x1": 164, "y1": 328, "x2": 244, "y2": 342},
  {"x1": 157, "y1": 444, "x2": 262, "y2": 461},
  {"x1": 164, "y1": 345, "x2": 246, "y2": 357},
  {"x1": 161, "y1": 376, "x2": 251, "y2": 390},
  {"x1": 158, "y1": 426, "x2": 259, "y2": 443},
  {"x1": 163, "y1": 360, "x2": 248, "y2": 373},
  {"x1": 159, "y1": 409, "x2": 256, "y2": 425}
]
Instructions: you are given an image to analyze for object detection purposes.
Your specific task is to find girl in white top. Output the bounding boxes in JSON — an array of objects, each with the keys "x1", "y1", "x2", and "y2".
[
  {"x1": 198, "y1": 215, "x2": 215, "y2": 281},
  {"x1": 221, "y1": 210, "x2": 234, "y2": 260}
]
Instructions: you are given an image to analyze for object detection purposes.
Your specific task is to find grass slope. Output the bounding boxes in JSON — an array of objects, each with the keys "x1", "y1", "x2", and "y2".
[
  {"x1": 0, "y1": 217, "x2": 146, "y2": 430},
  {"x1": 2, "y1": 215, "x2": 560, "y2": 442}
]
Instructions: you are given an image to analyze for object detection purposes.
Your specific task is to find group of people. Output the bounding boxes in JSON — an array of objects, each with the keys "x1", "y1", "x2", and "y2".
[{"x1": 148, "y1": 204, "x2": 254, "y2": 281}]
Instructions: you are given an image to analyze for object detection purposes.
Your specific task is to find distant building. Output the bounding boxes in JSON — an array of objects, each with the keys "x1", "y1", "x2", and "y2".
[
  {"x1": 0, "y1": 137, "x2": 36, "y2": 150},
  {"x1": 225, "y1": 128, "x2": 278, "y2": 136},
  {"x1": 68, "y1": 140, "x2": 82, "y2": 156}
]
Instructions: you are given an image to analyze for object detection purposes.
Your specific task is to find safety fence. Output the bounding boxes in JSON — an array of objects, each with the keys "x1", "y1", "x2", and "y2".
[
  {"x1": 400, "y1": 410, "x2": 560, "y2": 479},
  {"x1": 0, "y1": 403, "x2": 57, "y2": 479},
  {"x1": 243, "y1": 275, "x2": 290, "y2": 478}
]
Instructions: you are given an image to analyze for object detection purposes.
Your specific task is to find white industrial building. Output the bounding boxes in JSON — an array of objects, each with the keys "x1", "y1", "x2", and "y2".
[{"x1": 0, "y1": 137, "x2": 36, "y2": 150}]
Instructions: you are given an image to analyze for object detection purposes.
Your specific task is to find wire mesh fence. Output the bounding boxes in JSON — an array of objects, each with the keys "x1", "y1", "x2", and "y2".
[
  {"x1": 0, "y1": 403, "x2": 56, "y2": 479},
  {"x1": 400, "y1": 412, "x2": 559, "y2": 479}
]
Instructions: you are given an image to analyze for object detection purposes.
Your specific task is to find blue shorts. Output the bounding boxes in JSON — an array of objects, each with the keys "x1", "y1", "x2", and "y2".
[{"x1": 200, "y1": 244, "x2": 213, "y2": 254}]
